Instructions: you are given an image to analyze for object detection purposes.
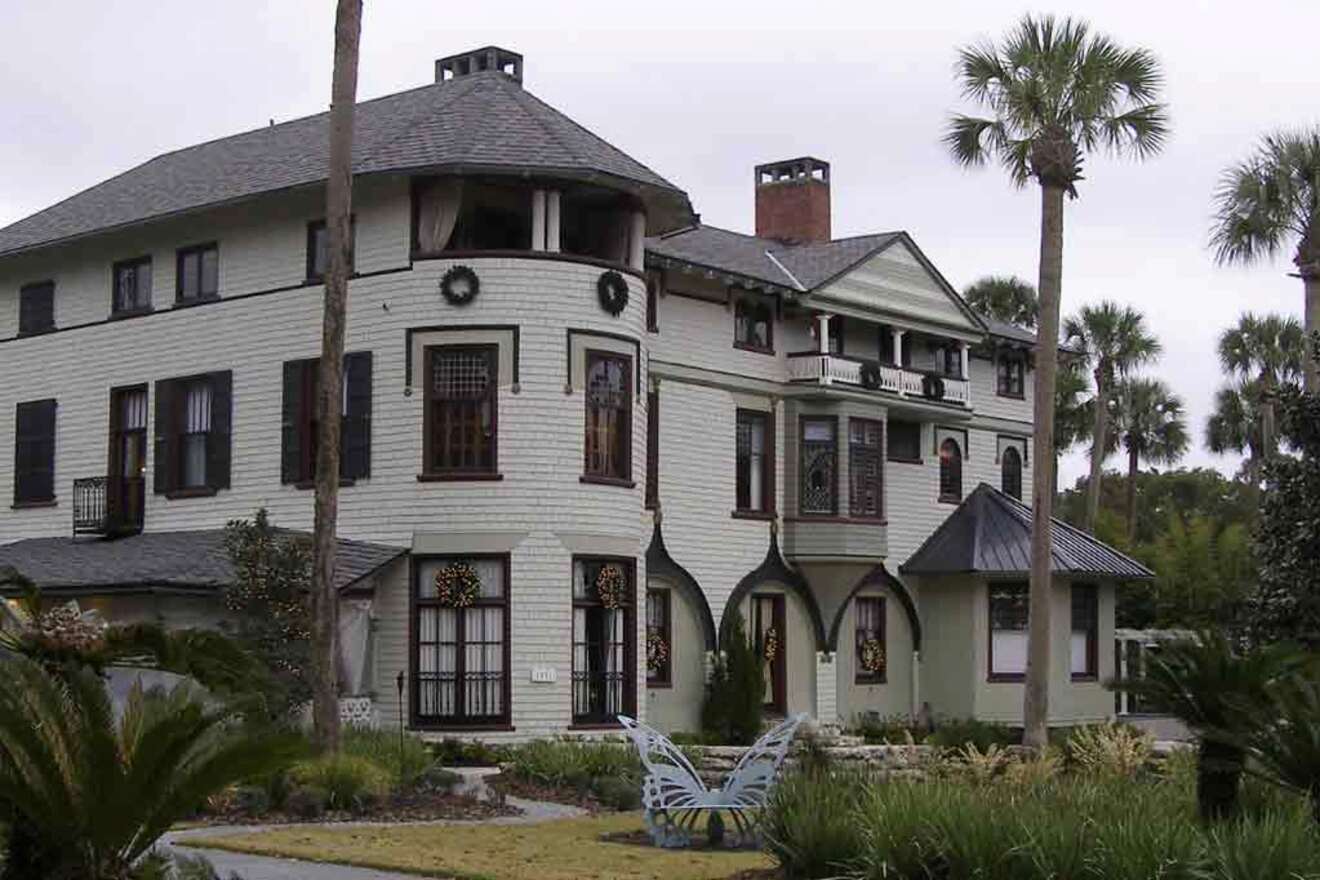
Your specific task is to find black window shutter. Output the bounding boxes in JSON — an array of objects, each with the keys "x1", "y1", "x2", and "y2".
[
  {"x1": 13, "y1": 399, "x2": 56, "y2": 504},
  {"x1": 152, "y1": 380, "x2": 176, "y2": 495},
  {"x1": 342, "y1": 351, "x2": 372, "y2": 480},
  {"x1": 207, "y1": 371, "x2": 233, "y2": 490},
  {"x1": 281, "y1": 361, "x2": 304, "y2": 484}
]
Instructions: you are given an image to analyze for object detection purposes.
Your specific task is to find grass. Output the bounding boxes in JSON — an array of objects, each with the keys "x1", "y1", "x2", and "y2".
[{"x1": 178, "y1": 813, "x2": 771, "y2": 880}]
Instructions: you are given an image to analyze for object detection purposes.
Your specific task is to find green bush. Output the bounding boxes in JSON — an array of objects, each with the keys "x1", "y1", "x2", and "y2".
[
  {"x1": 926, "y1": 717, "x2": 1017, "y2": 750},
  {"x1": 284, "y1": 785, "x2": 328, "y2": 819},
  {"x1": 590, "y1": 776, "x2": 643, "y2": 811},
  {"x1": 701, "y1": 610, "x2": 764, "y2": 745},
  {"x1": 341, "y1": 727, "x2": 433, "y2": 788},
  {"x1": 505, "y1": 739, "x2": 640, "y2": 788},
  {"x1": 762, "y1": 769, "x2": 867, "y2": 879},
  {"x1": 429, "y1": 738, "x2": 510, "y2": 767},
  {"x1": 415, "y1": 765, "x2": 463, "y2": 794},
  {"x1": 851, "y1": 714, "x2": 922, "y2": 744},
  {"x1": 231, "y1": 785, "x2": 270, "y2": 818},
  {"x1": 288, "y1": 754, "x2": 391, "y2": 811}
]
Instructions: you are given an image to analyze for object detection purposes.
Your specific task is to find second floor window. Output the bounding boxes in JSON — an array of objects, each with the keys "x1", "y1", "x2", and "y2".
[
  {"x1": 281, "y1": 352, "x2": 374, "y2": 484},
  {"x1": 800, "y1": 416, "x2": 837, "y2": 515},
  {"x1": 734, "y1": 298, "x2": 773, "y2": 353},
  {"x1": 997, "y1": 355, "x2": 1025, "y2": 397},
  {"x1": 426, "y1": 345, "x2": 497, "y2": 477},
  {"x1": 113, "y1": 256, "x2": 152, "y2": 314},
  {"x1": 176, "y1": 243, "x2": 219, "y2": 303},
  {"x1": 584, "y1": 351, "x2": 631, "y2": 482},
  {"x1": 735, "y1": 409, "x2": 773, "y2": 514},
  {"x1": 930, "y1": 342, "x2": 962, "y2": 378},
  {"x1": 888, "y1": 419, "x2": 921, "y2": 463},
  {"x1": 153, "y1": 371, "x2": 231, "y2": 496},
  {"x1": 1001, "y1": 446, "x2": 1023, "y2": 500},
  {"x1": 306, "y1": 219, "x2": 355, "y2": 282},
  {"x1": 939, "y1": 437, "x2": 963, "y2": 503},
  {"x1": 18, "y1": 281, "x2": 55, "y2": 336},
  {"x1": 989, "y1": 583, "x2": 1028, "y2": 680},
  {"x1": 849, "y1": 418, "x2": 883, "y2": 519}
]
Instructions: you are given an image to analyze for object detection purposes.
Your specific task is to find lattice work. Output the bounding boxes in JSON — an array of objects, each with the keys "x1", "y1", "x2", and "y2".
[
  {"x1": 433, "y1": 350, "x2": 492, "y2": 399},
  {"x1": 339, "y1": 696, "x2": 376, "y2": 728}
]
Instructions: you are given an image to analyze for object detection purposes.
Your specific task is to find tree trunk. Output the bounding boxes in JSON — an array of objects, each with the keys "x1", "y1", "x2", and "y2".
[
  {"x1": 1125, "y1": 445, "x2": 1139, "y2": 545},
  {"x1": 1023, "y1": 182, "x2": 1064, "y2": 751},
  {"x1": 310, "y1": 0, "x2": 363, "y2": 755},
  {"x1": 1197, "y1": 738, "x2": 1244, "y2": 822},
  {"x1": 1084, "y1": 371, "x2": 1108, "y2": 534},
  {"x1": 1304, "y1": 271, "x2": 1320, "y2": 393}
]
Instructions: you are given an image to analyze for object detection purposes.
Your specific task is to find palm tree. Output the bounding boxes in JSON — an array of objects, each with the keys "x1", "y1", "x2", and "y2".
[
  {"x1": 946, "y1": 14, "x2": 1168, "y2": 748},
  {"x1": 964, "y1": 275, "x2": 1039, "y2": 328},
  {"x1": 0, "y1": 657, "x2": 302, "y2": 879},
  {"x1": 1053, "y1": 357, "x2": 1093, "y2": 495},
  {"x1": 1210, "y1": 128, "x2": 1320, "y2": 391},
  {"x1": 1064, "y1": 302, "x2": 1162, "y2": 534},
  {"x1": 1250, "y1": 667, "x2": 1320, "y2": 825},
  {"x1": 1112, "y1": 378, "x2": 1189, "y2": 543},
  {"x1": 1217, "y1": 312, "x2": 1304, "y2": 459},
  {"x1": 1205, "y1": 382, "x2": 1267, "y2": 485},
  {"x1": 310, "y1": 0, "x2": 363, "y2": 754}
]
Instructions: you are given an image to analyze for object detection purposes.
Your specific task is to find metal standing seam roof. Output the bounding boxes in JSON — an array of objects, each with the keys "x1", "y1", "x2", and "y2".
[
  {"x1": 899, "y1": 483, "x2": 1154, "y2": 579},
  {"x1": 0, "y1": 70, "x2": 693, "y2": 259},
  {"x1": 0, "y1": 530, "x2": 407, "y2": 594}
]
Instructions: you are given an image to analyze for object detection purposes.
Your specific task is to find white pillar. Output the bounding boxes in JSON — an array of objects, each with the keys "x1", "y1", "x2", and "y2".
[
  {"x1": 959, "y1": 341, "x2": 970, "y2": 380},
  {"x1": 531, "y1": 189, "x2": 547, "y2": 252},
  {"x1": 629, "y1": 210, "x2": 646, "y2": 271},
  {"x1": 817, "y1": 313, "x2": 831, "y2": 354},
  {"x1": 892, "y1": 328, "x2": 905, "y2": 367},
  {"x1": 545, "y1": 190, "x2": 561, "y2": 252}
]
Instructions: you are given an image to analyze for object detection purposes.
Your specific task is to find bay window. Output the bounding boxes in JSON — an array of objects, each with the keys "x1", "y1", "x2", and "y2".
[{"x1": 799, "y1": 416, "x2": 837, "y2": 515}]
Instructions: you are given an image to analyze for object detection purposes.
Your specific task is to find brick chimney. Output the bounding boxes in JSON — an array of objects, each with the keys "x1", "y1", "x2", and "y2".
[{"x1": 754, "y1": 157, "x2": 831, "y2": 245}]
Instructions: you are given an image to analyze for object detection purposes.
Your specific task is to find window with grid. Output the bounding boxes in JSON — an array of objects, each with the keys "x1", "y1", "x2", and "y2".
[
  {"x1": 1001, "y1": 446, "x2": 1023, "y2": 500},
  {"x1": 854, "y1": 596, "x2": 886, "y2": 683},
  {"x1": 997, "y1": 355, "x2": 1025, "y2": 397},
  {"x1": 413, "y1": 557, "x2": 509, "y2": 726},
  {"x1": 989, "y1": 583, "x2": 1029, "y2": 680},
  {"x1": 1071, "y1": 584, "x2": 1099, "y2": 679},
  {"x1": 799, "y1": 417, "x2": 837, "y2": 515},
  {"x1": 733, "y1": 298, "x2": 772, "y2": 352},
  {"x1": 583, "y1": 352, "x2": 631, "y2": 481},
  {"x1": 646, "y1": 588, "x2": 671, "y2": 687},
  {"x1": 849, "y1": 418, "x2": 883, "y2": 518},
  {"x1": 176, "y1": 243, "x2": 219, "y2": 303},
  {"x1": 888, "y1": 420, "x2": 921, "y2": 462},
  {"x1": 572, "y1": 558, "x2": 636, "y2": 724},
  {"x1": 939, "y1": 438, "x2": 962, "y2": 502},
  {"x1": 112, "y1": 257, "x2": 152, "y2": 314},
  {"x1": 426, "y1": 345, "x2": 497, "y2": 476},
  {"x1": 736, "y1": 409, "x2": 773, "y2": 513}
]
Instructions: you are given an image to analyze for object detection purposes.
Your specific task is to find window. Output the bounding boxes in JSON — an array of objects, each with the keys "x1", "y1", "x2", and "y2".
[
  {"x1": 752, "y1": 594, "x2": 786, "y2": 713},
  {"x1": 989, "y1": 583, "x2": 1028, "y2": 680},
  {"x1": 176, "y1": 243, "x2": 219, "y2": 303},
  {"x1": 425, "y1": 345, "x2": 498, "y2": 478},
  {"x1": 939, "y1": 438, "x2": 962, "y2": 503},
  {"x1": 799, "y1": 416, "x2": 837, "y2": 515},
  {"x1": 18, "y1": 281, "x2": 54, "y2": 335},
  {"x1": 645, "y1": 271, "x2": 659, "y2": 333},
  {"x1": 828, "y1": 315, "x2": 844, "y2": 355},
  {"x1": 446, "y1": 180, "x2": 533, "y2": 251},
  {"x1": 878, "y1": 325, "x2": 895, "y2": 365},
  {"x1": 997, "y1": 355, "x2": 1025, "y2": 397},
  {"x1": 281, "y1": 352, "x2": 373, "y2": 484},
  {"x1": 112, "y1": 256, "x2": 152, "y2": 314},
  {"x1": 736, "y1": 409, "x2": 774, "y2": 514},
  {"x1": 930, "y1": 341, "x2": 961, "y2": 377},
  {"x1": 854, "y1": 596, "x2": 886, "y2": 683},
  {"x1": 1001, "y1": 446, "x2": 1023, "y2": 500},
  {"x1": 646, "y1": 588, "x2": 672, "y2": 687},
  {"x1": 153, "y1": 371, "x2": 231, "y2": 496},
  {"x1": 572, "y1": 558, "x2": 636, "y2": 724},
  {"x1": 583, "y1": 351, "x2": 632, "y2": 483},
  {"x1": 733, "y1": 298, "x2": 773, "y2": 353},
  {"x1": 888, "y1": 420, "x2": 921, "y2": 463},
  {"x1": 1071, "y1": 584, "x2": 1099, "y2": 680},
  {"x1": 413, "y1": 556, "x2": 509, "y2": 727},
  {"x1": 645, "y1": 390, "x2": 659, "y2": 509},
  {"x1": 13, "y1": 399, "x2": 56, "y2": 506},
  {"x1": 306, "y1": 219, "x2": 355, "y2": 281},
  {"x1": 108, "y1": 386, "x2": 148, "y2": 530},
  {"x1": 849, "y1": 418, "x2": 883, "y2": 519}
]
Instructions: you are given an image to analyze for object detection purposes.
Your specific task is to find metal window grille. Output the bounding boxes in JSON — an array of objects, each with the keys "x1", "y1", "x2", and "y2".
[
  {"x1": 414, "y1": 557, "x2": 507, "y2": 723},
  {"x1": 430, "y1": 347, "x2": 496, "y2": 473}
]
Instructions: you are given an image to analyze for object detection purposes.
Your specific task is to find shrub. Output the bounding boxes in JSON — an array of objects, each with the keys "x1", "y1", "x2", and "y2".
[
  {"x1": 505, "y1": 739, "x2": 639, "y2": 789},
  {"x1": 341, "y1": 727, "x2": 433, "y2": 789},
  {"x1": 429, "y1": 738, "x2": 510, "y2": 767},
  {"x1": 927, "y1": 717, "x2": 1017, "y2": 750},
  {"x1": 701, "y1": 610, "x2": 763, "y2": 745},
  {"x1": 288, "y1": 754, "x2": 391, "y2": 811},
  {"x1": 283, "y1": 785, "x2": 328, "y2": 820},
  {"x1": 231, "y1": 785, "x2": 270, "y2": 818},
  {"x1": 851, "y1": 713, "x2": 921, "y2": 745},
  {"x1": 590, "y1": 776, "x2": 642, "y2": 811},
  {"x1": 762, "y1": 768, "x2": 868, "y2": 879},
  {"x1": 1066, "y1": 722, "x2": 1154, "y2": 777},
  {"x1": 414, "y1": 766, "x2": 464, "y2": 795}
]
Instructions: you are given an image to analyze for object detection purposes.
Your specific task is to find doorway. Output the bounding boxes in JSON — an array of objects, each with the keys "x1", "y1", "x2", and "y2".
[{"x1": 752, "y1": 593, "x2": 787, "y2": 715}]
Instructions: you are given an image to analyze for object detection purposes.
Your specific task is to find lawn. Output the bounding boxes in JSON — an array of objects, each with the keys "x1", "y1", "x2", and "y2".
[{"x1": 178, "y1": 812, "x2": 771, "y2": 880}]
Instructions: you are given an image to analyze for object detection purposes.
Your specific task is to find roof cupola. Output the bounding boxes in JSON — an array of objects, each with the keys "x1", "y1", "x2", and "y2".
[{"x1": 435, "y1": 46, "x2": 523, "y2": 85}]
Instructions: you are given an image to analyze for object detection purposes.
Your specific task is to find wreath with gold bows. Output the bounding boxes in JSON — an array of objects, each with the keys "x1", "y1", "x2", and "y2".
[
  {"x1": 860, "y1": 638, "x2": 886, "y2": 675},
  {"x1": 762, "y1": 628, "x2": 780, "y2": 664},
  {"x1": 595, "y1": 564, "x2": 627, "y2": 610},
  {"x1": 435, "y1": 561, "x2": 482, "y2": 608},
  {"x1": 646, "y1": 630, "x2": 670, "y2": 673}
]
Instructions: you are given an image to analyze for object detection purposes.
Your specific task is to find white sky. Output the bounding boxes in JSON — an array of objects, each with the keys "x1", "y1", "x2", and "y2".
[{"x1": 3, "y1": 0, "x2": 1316, "y2": 487}]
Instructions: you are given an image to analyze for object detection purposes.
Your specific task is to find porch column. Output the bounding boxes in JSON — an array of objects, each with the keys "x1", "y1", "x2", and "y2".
[
  {"x1": 892, "y1": 328, "x2": 905, "y2": 366},
  {"x1": 959, "y1": 341, "x2": 970, "y2": 380},
  {"x1": 817, "y1": 313, "x2": 831, "y2": 354},
  {"x1": 629, "y1": 210, "x2": 646, "y2": 271},
  {"x1": 545, "y1": 190, "x2": 561, "y2": 252},
  {"x1": 815, "y1": 651, "x2": 838, "y2": 726},
  {"x1": 531, "y1": 189, "x2": 547, "y2": 252}
]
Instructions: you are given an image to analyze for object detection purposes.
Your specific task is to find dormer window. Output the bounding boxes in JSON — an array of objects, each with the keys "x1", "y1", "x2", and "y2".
[
  {"x1": 997, "y1": 354, "x2": 1025, "y2": 398},
  {"x1": 734, "y1": 298, "x2": 773, "y2": 353}
]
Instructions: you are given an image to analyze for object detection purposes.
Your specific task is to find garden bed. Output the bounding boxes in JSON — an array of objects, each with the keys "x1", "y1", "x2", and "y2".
[{"x1": 198, "y1": 788, "x2": 518, "y2": 826}]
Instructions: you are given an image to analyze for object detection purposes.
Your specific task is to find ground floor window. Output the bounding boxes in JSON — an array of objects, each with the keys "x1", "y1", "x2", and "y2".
[
  {"x1": 1071, "y1": 584, "x2": 1099, "y2": 680},
  {"x1": 572, "y1": 558, "x2": 636, "y2": 724},
  {"x1": 988, "y1": 583, "x2": 1028, "y2": 681},
  {"x1": 751, "y1": 593, "x2": 787, "y2": 714},
  {"x1": 413, "y1": 556, "x2": 509, "y2": 726},
  {"x1": 854, "y1": 595, "x2": 887, "y2": 683},
  {"x1": 646, "y1": 588, "x2": 672, "y2": 687}
]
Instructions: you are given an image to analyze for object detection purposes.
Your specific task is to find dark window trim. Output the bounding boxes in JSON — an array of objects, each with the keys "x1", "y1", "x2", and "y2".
[
  {"x1": 848, "y1": 417, "x2": 884, "y2": 520},
  {"x1": 645, "y1": 389, "x2": 659, "y2": 509},
  {"x1": 646, "y1": 587, "x2": 672, "y2": 688},
  {"x1": 1071, "y1": 583, "x2": 1100, "y2": 682},
  {"x1": 408, "y1": 553, "x2": 513, "y2": 730},
  {"x1": 733, "y1": 297, "x2": 774, "y2": 355},
  {"x1": 996, "y1": 352, "x2": 1026, "y2": 399},
  {"x1": 175, "y1": 241, "x2": 220, "y2": 304},
  {"x1": 582, "y1": 348, "x2": 633, "y2": 483},
  {"x1": 751, "y1": 592, "x2": 787, "y2": 714},
  {"x1": 18, "y1": 280, "x2": 56, "y2": 336},
  {"x1": 404, "y1": 325, "x2": 520, "y2": 387},
  {"x1": 422, "y1": 343, "x2": 500, "y2": 479},
  {"x1": 988, "y1": 581, "x2": 1028, "y2": 683},
  {"x1": 283, "y1": 351, "x2": 373, "y2": 486},
  {"x1": 111, "y1": 255, "x2": 153, "y2": 316},
  {"x1": 1001, "y1": 445, "x2": 1024, "y2": 500},
  {"x1": 571, "y1": 555, "x2": 638, "y2": 725},
  {"x1": 798, "y1": 414, "x2": 838, "y2": 517},
  {"x1": 735, "y1": 408, "x2": 776, "y2": 516},
  {"x1": 854, "y1": 595, "x2": 887, "y2": 684}
]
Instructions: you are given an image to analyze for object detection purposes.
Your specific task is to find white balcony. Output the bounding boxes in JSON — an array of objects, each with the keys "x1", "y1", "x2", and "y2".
[{"x1": 787, "y1": 353, "x2": 970, "y2": 405}]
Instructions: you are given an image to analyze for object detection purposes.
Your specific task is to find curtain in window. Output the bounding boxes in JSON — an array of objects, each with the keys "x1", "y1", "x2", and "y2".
[
  {"x1": 417, "y1": 178, "x2": 464, "y2": 252},
  {"x1": 990, "y1": 586, "x2": 1029, "y2": 676},
  {"x1": 415, "y1": 557, "x2": 506, "y2": 722},
  {"x1": 572, "y1": 560, "x2": 631, "y2": 722},
  {"x1": 182, "y1": 381, "x2": 212, "y2": 487},
  {"x1": 736, "y1": 413, "x2": 767, "y2": 511}
]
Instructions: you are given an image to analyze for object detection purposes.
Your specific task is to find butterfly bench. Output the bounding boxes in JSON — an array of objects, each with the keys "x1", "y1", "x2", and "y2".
[{"x1": 617, "y1": 713, "x2": 808, "y2": 848}]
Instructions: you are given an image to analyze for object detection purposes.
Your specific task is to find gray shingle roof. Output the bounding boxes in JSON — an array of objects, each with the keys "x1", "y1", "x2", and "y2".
[
  {"x1": 0, "y1": 71, "x2": 692, "y2": 258},
  {"x1": 0, "y1": 530, "x2": 406, "y2": 594},
  {"x1": 981, "y1": 315, "x2": 1037, "y2": 346},
  {"x1": 899, "y1": 483, "x2": 1153, "y2": 579}
]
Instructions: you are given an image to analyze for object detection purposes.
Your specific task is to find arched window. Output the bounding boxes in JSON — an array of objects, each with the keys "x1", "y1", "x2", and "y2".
[
  {"x1": 1001, "y1": 446, "x2": 1023, "y2": 500},
  {"x1": 938, "y1": 438, "x2": 962, "y2": 503}
]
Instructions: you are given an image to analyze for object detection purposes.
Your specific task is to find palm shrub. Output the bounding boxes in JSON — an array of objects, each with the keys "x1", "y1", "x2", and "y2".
[
  {"x1": 1250, "y1": 668, "x2": 1320, "y2": 825},
  {"x1": 341, "y1": 726, "x2": 433, "y2": 789},
  {"x1": 701, "y1": 609, "x2": 764, "y2": 745},
  {"x1": 0, "y1": 656, "x2": 303, "y2": 880}
]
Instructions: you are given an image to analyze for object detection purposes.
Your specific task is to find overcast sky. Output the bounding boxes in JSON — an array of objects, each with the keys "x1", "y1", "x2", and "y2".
[{"x1": 3, "y1": 0, "x2": 1315, "y2": 486}]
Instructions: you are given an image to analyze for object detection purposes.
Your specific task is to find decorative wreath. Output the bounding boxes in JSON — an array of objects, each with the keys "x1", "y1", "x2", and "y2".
[
  {"x1": 921, "y1": 374, "x2": 946, "y2": 401},
  {"x1": 596, "y1": 270, "x2": 630, "y2": 316},
  {"x1": 860, "y1": 638, "x2": 886, "y2": 675},
  {"x1": 859, "y1": 361, "x2": 882, "y2": 390},
  {"x1": 762, "y1": 628, "x2": 780, "y2": 664},
  {"x1": 646, "y1": 631, "x2": 670, "y2": 673},
  {"x1": 595, "y1": 564, "x2": 627, "y2": 610},
  {"x1": 440, "y1": 265, "x2": 480, "y2": 306},
  {"x1": 434, "y1": 561, "x2": 482, "y2": 608}
]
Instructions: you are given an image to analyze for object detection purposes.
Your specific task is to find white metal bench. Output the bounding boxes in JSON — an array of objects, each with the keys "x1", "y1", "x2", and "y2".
[{"x1": 617, "y1": 713, "x2": 807, "y2": 848}]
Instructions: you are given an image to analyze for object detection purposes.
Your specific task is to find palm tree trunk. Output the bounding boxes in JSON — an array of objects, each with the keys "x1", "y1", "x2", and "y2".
[
  {"x1": 1304, "y1": 271, "x2": 1320, "y2": 393},
  {"x1": 310, "y1": 0, "x2": 363, "y2": 755},
  {"x1": 1197, "y1": 737, "x2": 1244, "y2": 822},
  {"x1": 1084, "y1": 375, "x2": 1107, "y2": 533},
  {"x1": 1125, "y1": 445, "x2": 1139, "y2": 545},
  {"x1": 1024, "y1": 181, "x2": 1064, "y2": 751}
]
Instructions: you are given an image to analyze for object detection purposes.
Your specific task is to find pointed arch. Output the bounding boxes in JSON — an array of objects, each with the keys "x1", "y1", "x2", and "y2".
[
  {"x1": 719, "y1": 528, "x2": 828, "y2": 651},
  {"x1": 827, "y1": 564, "x2": 922, "y2": 654},
  {"x1": 644, "y1": 517, "x2": 718, "y2": 651}
]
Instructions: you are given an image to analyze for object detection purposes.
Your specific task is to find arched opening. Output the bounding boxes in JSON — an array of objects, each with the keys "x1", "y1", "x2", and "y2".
[
  {"x1": 939, "y1": 438, "x2": 962, "y2": 503},
  {"x1": 1001, "y1": 446, "x2": 1023, "y2": 500}
]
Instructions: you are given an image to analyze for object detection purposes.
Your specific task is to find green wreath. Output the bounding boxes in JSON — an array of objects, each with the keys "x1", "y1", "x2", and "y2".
[
  {"x1": 435, "y1": 561, "x2": 482, "y2": 608},
  {"x1": 596, "y1": 270, "x2": 629, "y2": 316}
]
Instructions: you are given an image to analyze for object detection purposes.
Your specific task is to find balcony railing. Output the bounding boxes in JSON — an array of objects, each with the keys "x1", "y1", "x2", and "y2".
[
  {"x1": 787, "y1": 352, "x2": 970, "y2": 405},
  {"x1": 72, "y1": 476, "x2": 144, "y2": 537}
]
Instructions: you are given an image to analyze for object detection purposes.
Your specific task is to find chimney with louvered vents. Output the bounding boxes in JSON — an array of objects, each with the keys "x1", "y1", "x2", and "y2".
[{"x1": 435, "y1": 46, "x2": 523, "y2": 85}]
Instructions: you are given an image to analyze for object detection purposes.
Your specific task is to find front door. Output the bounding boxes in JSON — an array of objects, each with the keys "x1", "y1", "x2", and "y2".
[
  {"x1": 752, "y1": 593, "x2": 787, "y2": 715},
  {"x1": 108, "y1": 386, "x2": 148, "y2": 533}
]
